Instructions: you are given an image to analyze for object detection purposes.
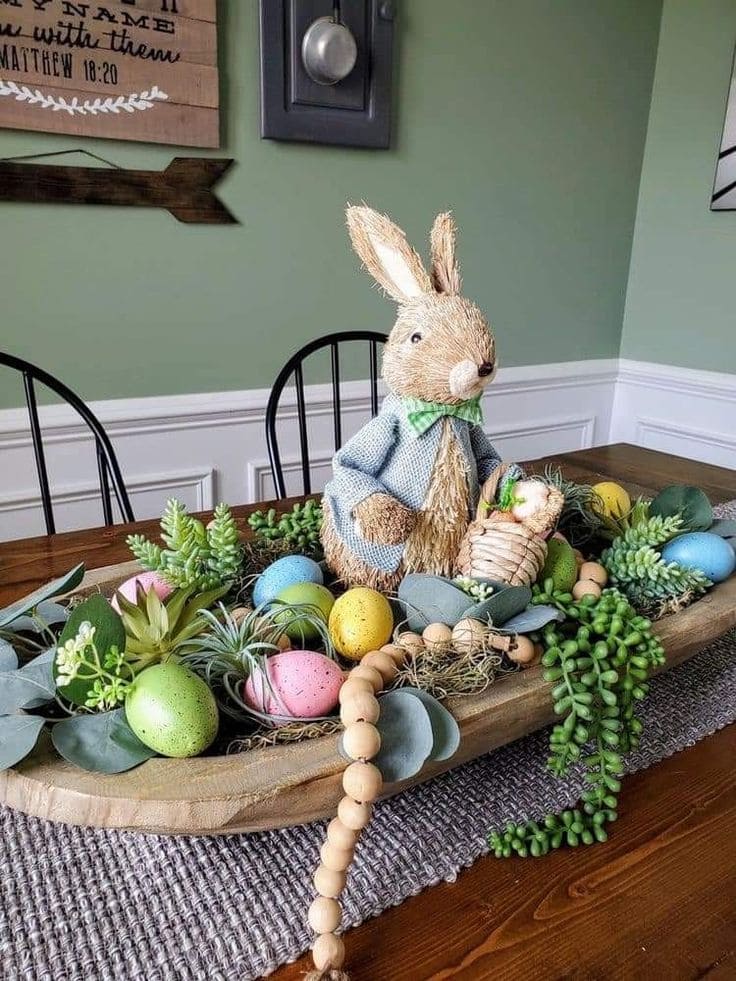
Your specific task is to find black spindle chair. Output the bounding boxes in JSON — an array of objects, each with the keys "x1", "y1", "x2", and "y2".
[
  {"x1": 265, "y1": 331, "x2": 387, "y2": 499},
  {"x1": 1, "y1": 352, "x2": 134, "y2": 534}
]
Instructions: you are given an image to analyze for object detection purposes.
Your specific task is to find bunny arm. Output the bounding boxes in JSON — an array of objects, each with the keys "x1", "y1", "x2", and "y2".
[{"x1": 325, "y1": 411, "x2": 416, "y2": 548}]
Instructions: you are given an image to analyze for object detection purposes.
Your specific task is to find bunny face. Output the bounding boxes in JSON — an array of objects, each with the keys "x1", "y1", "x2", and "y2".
[
  {"x1": 385, "y1": 294, "x2": 496, "y2": 402},
  {"x1": 346, "y1": 206, "x2": 497, "y2": 405}
]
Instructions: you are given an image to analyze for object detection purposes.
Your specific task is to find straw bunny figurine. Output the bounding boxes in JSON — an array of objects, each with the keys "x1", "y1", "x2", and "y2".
[{"x1": 321, "y1": 205, "x2": 521, "y2": 592}]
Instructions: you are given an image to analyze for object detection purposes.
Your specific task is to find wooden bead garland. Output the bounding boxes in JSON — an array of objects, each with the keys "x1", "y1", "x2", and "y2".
[{"x1": 306, "y1": 646, "x2": 406, "y2": 980}]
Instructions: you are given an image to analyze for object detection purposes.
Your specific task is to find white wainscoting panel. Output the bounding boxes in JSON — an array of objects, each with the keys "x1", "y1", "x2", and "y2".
[
  {"x1": 0, "y1": 356, "x2": 732, "y2": 543},
  {"x1": 611, "y1": 360, "x2": 736, "y2": 469}
]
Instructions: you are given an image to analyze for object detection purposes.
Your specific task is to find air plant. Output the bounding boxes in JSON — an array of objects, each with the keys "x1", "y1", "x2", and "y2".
[
  {"x1": 179, "y1": 602, "x2": 337, "y2": 728},
  {"x1": 541, "y1": 466, "x2": 605, "y2": 547}
]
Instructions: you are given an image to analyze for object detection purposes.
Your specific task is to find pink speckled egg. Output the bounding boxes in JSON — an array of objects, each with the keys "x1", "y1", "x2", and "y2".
[
  {"x1": 111, "y1": 571, "x2": 174, "y2": 613},
  {"x1": 243, "y1": 650, "x2": 343, "y2": 719}
]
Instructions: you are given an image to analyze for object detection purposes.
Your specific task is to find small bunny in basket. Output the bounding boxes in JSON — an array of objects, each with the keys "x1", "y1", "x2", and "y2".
[{"x1": 321, "y1": 204, "x2": 522, "y2": 592}]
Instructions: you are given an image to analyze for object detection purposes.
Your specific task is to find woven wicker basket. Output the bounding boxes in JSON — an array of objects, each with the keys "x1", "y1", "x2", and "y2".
[{"x1": 455, "y1": 465, "x2": 564, "y2": 586}]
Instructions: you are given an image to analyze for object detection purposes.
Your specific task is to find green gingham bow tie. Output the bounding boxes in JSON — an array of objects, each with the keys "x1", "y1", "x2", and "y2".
[{"x1": 404, "y1": 394, "x2": 483, "y2": 435}]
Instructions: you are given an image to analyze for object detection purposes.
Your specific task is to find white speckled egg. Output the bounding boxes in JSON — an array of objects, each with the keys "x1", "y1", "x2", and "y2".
[
  {"x1": 243, "y1": 650, "x2": 343, "y2": 718},
  {"x1": 253, "y1": 555, "x2": 324, "y2": 607}
]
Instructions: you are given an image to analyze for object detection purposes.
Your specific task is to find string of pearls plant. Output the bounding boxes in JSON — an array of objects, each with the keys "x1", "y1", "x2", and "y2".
[{"x1": 305, "y1": 646, "x2": 404, "y2": 980}]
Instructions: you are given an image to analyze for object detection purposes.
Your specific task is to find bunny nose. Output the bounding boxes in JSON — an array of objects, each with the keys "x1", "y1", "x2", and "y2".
[{"x1": 478, "y1": 362, "x2": 494, "y2": 377}]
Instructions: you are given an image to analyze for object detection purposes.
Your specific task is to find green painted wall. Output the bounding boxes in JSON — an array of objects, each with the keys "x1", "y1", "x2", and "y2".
[
  {"x1": 0, "y1": 0, "x2": 662, "y2": 408},
  {"x1": 621, "y1": 0, "x2": 736, "y2": 372}
]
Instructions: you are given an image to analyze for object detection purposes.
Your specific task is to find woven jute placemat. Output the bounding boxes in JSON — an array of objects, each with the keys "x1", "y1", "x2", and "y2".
[{"x1": 2, "y1": 507, "x2": 735, "y2": 981}]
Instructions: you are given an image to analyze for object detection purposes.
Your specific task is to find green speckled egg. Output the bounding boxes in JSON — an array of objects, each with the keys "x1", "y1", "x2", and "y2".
[{"x1": 125, "y1": 663, "x2": 218, "y2": 758}]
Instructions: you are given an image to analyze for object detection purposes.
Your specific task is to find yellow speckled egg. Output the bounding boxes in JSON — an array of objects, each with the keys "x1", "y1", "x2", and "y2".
[{"x1": 328, "y1": 588, "x2": 394, "y2": 661}]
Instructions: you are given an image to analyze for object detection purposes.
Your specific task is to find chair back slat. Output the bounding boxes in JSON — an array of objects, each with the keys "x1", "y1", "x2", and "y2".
[
  {"x1": 265, "y1": 331, "x2": 387, "y2": 499},
  {"x1": 96, "y1": 441, "x2": 114, "y2": 526},
  {"x1": 369, "y1": 339, "x2": 379, "y2": 417},
  {"x1": 294, "y1": 362, "x2": 311, "y2": 496},
  {"x1": 22, "y1": 372, "x2": 55, "y2": 535},
  {"x1": 1, "y1": 351, "x2": 133, "y2": 533},
  {"x1": 330, "y1": 342, "x2": 342, "y2": 451}
]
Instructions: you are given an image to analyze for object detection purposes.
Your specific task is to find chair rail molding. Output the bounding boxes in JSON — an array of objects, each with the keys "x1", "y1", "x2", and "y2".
[{"x1": 0, "y1": 356, "x2": 732, "y2": 541}]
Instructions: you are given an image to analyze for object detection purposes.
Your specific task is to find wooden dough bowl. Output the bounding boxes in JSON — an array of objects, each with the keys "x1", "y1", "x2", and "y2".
[{"x1": 1, "y1": 561, "x2": 735, "y2": 836}]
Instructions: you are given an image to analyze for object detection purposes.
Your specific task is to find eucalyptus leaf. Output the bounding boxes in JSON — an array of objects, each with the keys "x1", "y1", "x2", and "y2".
[
  {"x1": 372, "y1": 689, "x2": 434, "y2": 783},
  {"x1": 398, "y1": 574, "x2": 473, "y2": 632},
  {"x1": 402, "y1": 687, "x2": 460, "y2": 763},
  {"x1": 11, "y1": 601, "x2": 69, "y2": 634},
  {"x1": 709, "y1": 519, "x2": 736, "y2": 541},
  {"x1": 500, "y1": 604, "x2": 566, "y2": 635},
  {"x1": 0, "y1": 563, "x2": 84, "y2": 629},
  {"x1": 0, "y1": 649, "x2": 57, "y2": 714},
  {"x1": 0, "y1": 715, "x2": 46, "y2": 770},
  {"x1": 650, "y1": 485, "x2": 713, "y2": 532},
  {"x1": 51, "y1": 709, "x2": 156, "y2": 774},
  {"x1": 0, "y1": 639, "x2": 18, "y2": 671},
  {"x1": 55, "y1": 595, "x2": 126, "y2": 707},
  {"x1": 465, "y1": 585, "x2": 533, "y2": 626}
]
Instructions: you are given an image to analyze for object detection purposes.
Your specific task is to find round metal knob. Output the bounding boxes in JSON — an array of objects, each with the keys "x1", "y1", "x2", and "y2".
[{"x1": 301, "y1": 16, "x2": 358, "y2": 86}]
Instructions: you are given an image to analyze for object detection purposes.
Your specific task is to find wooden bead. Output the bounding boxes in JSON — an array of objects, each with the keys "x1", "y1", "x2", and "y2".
[
  {"x1": 313, "y1": 863, "x2": 346, "y2": 899},
  {"x1": 327, "y1": 816, "x2": 359, "y2": 851},
  {"x1": 422, "y1": 622, "x2": 452, "y2": 653},
  {"x1": 339, "y1": 690, "x2": 380, "y2": 725},
  {"x1": 508, "y1": 635, "x2": 536, "y2": 665},
  {"x1": 337, "y1": 795, "x2": 372, "y2": 830},
  {"x1": 380, "y1": 643, "x2": 407, "y2": 666},
  {"x1": 349, "y1": 663, "x2": 383, "y2": 693},
  {"x1": 308, "y1": 896, "x2": 342, "y2": 934},
  {"x1": 320, "y1": 840, "x2": 354, "y2": 872},
  {"x1": 580, "y1": 561, "x2": 608, "y2": 586},
  {"x1": 360, "y1": 650, "x2": 398, "y2": 685},
  {"x1": 312, "y1": 932, "x2": 346, "y2": 971},
  {"x1": 342, "y1": 720, "x2": 381, "y2": 760},
  {"x1": 397, "y1": 631, "x2": 424, "y2": 656},
  {"x1": 573, "y1": 578, "x2": 602, "y2": 600},
  {"x1": 338, "y1": 676, "x2": 373, "y2": 705},
  {"x1": 342, "y1": 761, "x2": 383, "y2": 803}
]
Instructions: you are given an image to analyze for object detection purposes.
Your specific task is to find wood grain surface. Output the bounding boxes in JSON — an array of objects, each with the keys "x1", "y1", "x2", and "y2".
[{"x1": 0, "y1": 444, "x2": 735, "y2": 977}]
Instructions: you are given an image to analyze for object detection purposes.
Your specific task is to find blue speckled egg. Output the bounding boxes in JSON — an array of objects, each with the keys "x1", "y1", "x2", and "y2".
[
  {"x1": 661, "y1": 532, "x2": 736, "y2": 583},
  {"x1": 253, "y1": 555, "x2": 324, "y2": 607}
]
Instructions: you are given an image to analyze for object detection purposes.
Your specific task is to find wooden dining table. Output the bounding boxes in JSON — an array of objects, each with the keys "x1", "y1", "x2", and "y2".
[{"x1": 1, "y1": 444, "x2": 735, "y2": 980}]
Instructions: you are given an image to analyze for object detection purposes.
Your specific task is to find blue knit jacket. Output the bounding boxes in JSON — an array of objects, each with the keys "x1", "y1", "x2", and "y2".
[{"x1": 323, "y1": 394, "x2": 513, "y2": 574}]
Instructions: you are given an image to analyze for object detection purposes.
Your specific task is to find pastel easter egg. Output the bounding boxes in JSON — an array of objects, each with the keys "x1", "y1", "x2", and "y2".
[
  {"x1": 253, "y1": 555, "x2": 324, "y2": 607},
  {"x1": 328, "y1": 587, "x2": 394, "y2": 661},
  {"x1": 243, "y1": 650, "x2": 343, "y2": 718},
  {"x1": 272, "y1": 582, "x2": 335, "y2": 642},
  {"x1": 111, "y1": 570, "x2": 173, "y2": 613},
  {"x1": 661, "y1": 532, "x2": 735, "y2": 584},
  {"x1": 125, "y1": 662, "x2": 218, "y2": 758}
]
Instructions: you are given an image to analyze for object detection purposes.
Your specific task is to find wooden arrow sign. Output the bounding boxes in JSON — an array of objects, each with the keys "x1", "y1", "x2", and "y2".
[{"x1": 0, "y1": 157, "x2": 236, "y2": 224}]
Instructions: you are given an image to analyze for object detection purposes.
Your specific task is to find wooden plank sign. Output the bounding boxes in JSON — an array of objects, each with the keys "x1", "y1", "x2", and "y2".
[{"x1": 0, "y1": 1, "x2": 219, "y2": 147}]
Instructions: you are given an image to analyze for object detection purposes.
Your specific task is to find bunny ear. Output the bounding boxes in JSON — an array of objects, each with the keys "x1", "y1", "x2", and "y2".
[
  {"x1": 346, "y1": 205, "x2": 433, "y2": 304},
  {"x1": 430, "y1": 212, "x2": 462, "y2": 295}
]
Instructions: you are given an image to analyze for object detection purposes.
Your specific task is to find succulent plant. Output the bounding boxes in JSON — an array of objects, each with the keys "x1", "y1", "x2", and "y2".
[
  {"x1": 127, "y1": 499, "x2": 243, "y2": 591},
  {"x1": 601, "y1": 512, "x2": 710, "y2": 614},
  {"x1": 115, "y1": 584, "x2": 226, "y2": 670}
]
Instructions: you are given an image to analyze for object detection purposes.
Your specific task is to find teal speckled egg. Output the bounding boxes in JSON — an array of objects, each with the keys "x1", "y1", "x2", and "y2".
[
  {"x1": 253, "y1": 555, "x2": 324, "y2": 607},
  {"x1": 125, "y1": 663, "x2": 219, "y2": 758},
  {"x1": 661, "y1": 532, "x2": 736, "y2": 584}
]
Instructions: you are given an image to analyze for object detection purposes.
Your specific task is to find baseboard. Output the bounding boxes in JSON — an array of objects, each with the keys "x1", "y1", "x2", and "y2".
[{"x1": 0, "y1": 356, "x2": 731, "y2": 541}]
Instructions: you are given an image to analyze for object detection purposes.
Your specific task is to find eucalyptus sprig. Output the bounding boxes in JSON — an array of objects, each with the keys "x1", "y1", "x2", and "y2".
[{"x1": 489, "y1": 587, "x2": 664, "y2": 858}]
